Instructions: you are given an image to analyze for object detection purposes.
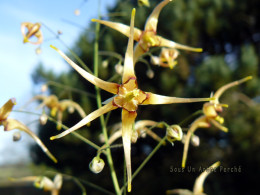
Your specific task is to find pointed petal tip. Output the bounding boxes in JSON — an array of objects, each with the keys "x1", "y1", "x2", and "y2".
[
  {"x1": 91, "y1": 18, "x2": 97, "y2": 22},
  {"x1": 245, "y1": 76, "x2": 253, "y2": 80},
  {"x1": 128, "y1": 183, "x2": 132, "y2": 192},
  {"x1": 50, "y1": 45, "x2": 58, "y2": 51}
]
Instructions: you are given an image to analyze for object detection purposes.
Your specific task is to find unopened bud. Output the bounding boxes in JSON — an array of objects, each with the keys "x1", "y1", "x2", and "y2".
[
  {"x1": 39, "y1": 113, "x2": 48, "y2": 125},
  {"x1": 41, "y1": 84, "x2": 48, "y2": 93},
  {"x1": 57, "y1": 30, "x2": 62, "y2": 35},
  {"x1": 102, "y1": 60, "x2": 109, "y2": 68},
  {"x1": 191, "y1": 134, "x2": 200, "y2": 147},
  {"x1": 166, "y1": 125, "x2": 183, "y2": 143},
  {"x1": 68, "y1": 106, "x2": 75, "y2": 113},
  {"x1": 131, "y1": 131, "x2": 138, "y2": 143},
  {"x1": 13, "y1": 132, "x2": 21, "y2": 141},
  {"x1": 89, "y1": 157, "x2": 105, "y2": 174},
  {"x1": 34, "y1": 176, "x2": 54, "y2": 191},
  {"x1": 115, "y1": 63, "x2": 123, "y2": 75},
  {"x1": 74, "y1": 9, "x2": 80, "y2": 16},
  {"x1": 35, "y1": 47, "x2": 42, "y2": 55},
  {"x1": 146, "y1": 69, "x2": 154, "y2": 79}
]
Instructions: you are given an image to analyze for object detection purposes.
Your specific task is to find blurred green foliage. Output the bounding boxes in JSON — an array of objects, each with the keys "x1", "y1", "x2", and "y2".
[{"x1": 31, "y1": 0, "x2": 260, "y2": 194}]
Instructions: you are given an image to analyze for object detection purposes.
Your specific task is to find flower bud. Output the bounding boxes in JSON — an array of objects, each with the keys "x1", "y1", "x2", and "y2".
[
  {"x1": 41, "y1": 84, "x2": 48, "y2": 93},
  {"x1": 89, "y1": 157, "x2": 105, "y2": 174},
  {"x1": 13, "y1": 132, "x2": 21, "y2": 141},
  {"x1": 150, "y1": 56, "x2": 160, "y2": 65},
  {"x1": 146, "y1": 69, "x2": 154, "y2": 79},
  {"x1": 74, "y1": 9, "x2": 80, "y2": 16},
  {"x1": 39, "y1": 113, "x2": 48, "y2": 125},
  {"x1": 102, "y1": 60, "x2": 109, "y2": 68},
  {"x1": 68, "y1": 106, "x2": 75, "y2": 114},
  {"x1": 115, "y1": 63, "x2": 123, "y2": 75},
  {"x1": 35, "y1": 47, "x2": 42, "y2": 55},
  {"x1": 131, "y1": 131, "x2": 138, "y2": 143},
  {"x1": 166, "y1": 125, "x2": 183, "y2": 143}
]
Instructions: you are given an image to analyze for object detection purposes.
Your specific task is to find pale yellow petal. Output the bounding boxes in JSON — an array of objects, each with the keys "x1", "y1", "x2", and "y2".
[
  {"x1": 122, "y1": 109, "x2": 137, "y2": 192},
  {"x1": 3, "y1": 119, "x2": 57, "y2": 163},
  {"x1": 159, "y1": 36, "x2": 203, "y2": 52},
  {"x1": 213, "y1": 76, "x2": 252, "y2": 102},
  {"x1": 122, "y1": 9, "x2": 136, "y2": 83},
  {"x1": 193, "y1": 161, "x2": 220, "y2": 194},
  {"x1": 142, "y1": 92, "x2": 213, "y2": 105},
  {"x1": 133, "y1": 43, "x2": 145, "y2": 64},
  {"x1": 91, "y1": 19, "x2": 142, "y2": 41},
  {"x1": 145, "y1": 0, "x2": 172, "y2": 31},
  {"x1": 51, "y1": 45, "x2": 119, "y2": 94},
  {"x1": 50, "y1": 101, "x2": 117, "y2": 140},
  {"x1": 182, "y1": 116, "x2": 209, "y2": 168},
  {"x1": 0, "y1": 98, "x2": 16, "y2": 121}
]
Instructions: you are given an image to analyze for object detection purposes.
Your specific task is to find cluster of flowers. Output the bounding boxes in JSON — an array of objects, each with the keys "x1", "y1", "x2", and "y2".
[{"x1": 3, "y1": 0, "x2": 251, "y2": 194}]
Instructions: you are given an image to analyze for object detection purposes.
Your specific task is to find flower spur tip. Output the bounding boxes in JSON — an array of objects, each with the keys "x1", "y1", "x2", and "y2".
[{"x1": 50, "y1": 45, "x2": 58, "y2": 51}]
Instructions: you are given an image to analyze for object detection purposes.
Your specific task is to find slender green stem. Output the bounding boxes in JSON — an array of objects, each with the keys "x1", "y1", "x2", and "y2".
[
  {"x1": 178, "y1": 110, "x2": 203, "y2": 126},
  {"x1": 12, "y1": 110, "x2": 101, "y2": 151},
  {"x1": 93, "y1": 2, "x2": 121, "y2": 194},
  {"x1": 41, "y1": 23, "x2": 93, "y2": 74}
]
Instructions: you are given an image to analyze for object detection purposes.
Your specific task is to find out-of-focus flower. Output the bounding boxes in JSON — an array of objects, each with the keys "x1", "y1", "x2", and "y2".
[
  {"x1": 182, "y1": 76, "x2": 252, "y2": 168},
  {"x1": 35, "y1": 47, "x2": 42, "y2": 54},
  {"x1": 138, "y1": 0, "x2": 150, "y2": 7},
  {"x1": 166, "y1": 161, "x2": 220, "y2": 195},
  {"x1": 50, "y1": 9, "x2": 212, "y2": 191},
  {"x1": 29, "y1": 95, "x2": 86, "y2": 130},
  {"x1": 92, "y1": 0, "x2": 201, "y2": 64},
  {"x1": 74, "y1": 9, "x2": 80, "y2": 16},
  {"x1": 0, "y1": 98, "x2": 57, "y2": 163},
  {"x1": 151, "y1": 48, "x2": 180, "y2": 69},
  {"x1": 21, "y1": 22, "x2": 43, "y2": 45},
  {"x1": 13, "y1": 131, "x2": 21, "y2": 141},
  {"x1": 11, "y1": 174, "x2": 62, "y2": 195},
  {"x1": 89, "y1": 156, "x2": 105, "y2": 174}
]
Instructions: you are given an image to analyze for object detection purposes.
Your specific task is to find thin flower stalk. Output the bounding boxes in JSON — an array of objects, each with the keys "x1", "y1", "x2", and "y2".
[
  {"x1": 29, "y1": 95, "x2": 87, "y2": 130},
  {"x1": 50, "y1": 9, "x2": 212, "y2": 192},
  {"x1": 92, "y1": 0, "x2": 202, "y2": 64},
  {"x1": 182, "y1": 76, "x2": 252, "y2": 168},
  {"x1": 0, "y1": 98, "x2": 57, "y2": 163}
]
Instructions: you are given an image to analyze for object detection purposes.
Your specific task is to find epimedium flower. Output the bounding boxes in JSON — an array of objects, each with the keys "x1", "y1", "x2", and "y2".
[
  {"x1": 92, "y1": 0, "x2": 202, "y2": 64},
  {"x1": 166, "y1": 161, "x2": 220, "y2": 195},
  {"x1": 0, "y1": 98, "x2": 57, "y2": 163},
  {"x1": 151, "y1": 48, "x2": 180, "y2": 69},
  {"x1": 182, "y1": 76, "x2": 252, "y2": 168},
  {"x1": 29, "y1": 95, "x2": 87, "y2": 130},
  {"x1": 21, "y1": 22, "x2": 43, "y2": 45},
  {"x1": 50, "y1": 9, "x2": 212, "y2": 192},
  {"x1": 11, "y1": 174, "x2": 62, "y2": 195}
]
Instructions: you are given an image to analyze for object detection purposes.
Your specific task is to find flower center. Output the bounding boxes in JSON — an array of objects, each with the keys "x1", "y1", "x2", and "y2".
[
  {"x1": 139, "y1": 31, "x2": 159, "y2": 51},
  {"x1": 113, "y1": 78, "x2": 147, "y2": 112}
]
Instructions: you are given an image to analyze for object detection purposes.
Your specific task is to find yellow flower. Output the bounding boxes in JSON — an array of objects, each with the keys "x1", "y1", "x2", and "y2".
[
  {"x1": 30, "y1": 95, "x2": 86, "y2": 130},
  {"x1": 0, "y1": 98, "x2": 57, "y2": 163},
  {"x1": 166, "y1": 161, "x2": 220, "y2": 195},
  {"x1": 151, "y1": 48, "x2": 179, "y2": 69},
  {"x1": 50, "y1": 9, "x2": 212, "y2": 192},
  {"x1": 21, "y1": 22, "x2": 43, "y2": 45},
  {"x1": 182, "y1": 76, "x2": 252, "y2": 168},
  {"x1": 138, "y1": 0, "x2": 150, "y2": 7},
  {"x1": 11, "y1": 174, "x2": 62, "y2": 195},
  {"x1": 92, "y1": 0, "x2": 202, "y2": 64}
]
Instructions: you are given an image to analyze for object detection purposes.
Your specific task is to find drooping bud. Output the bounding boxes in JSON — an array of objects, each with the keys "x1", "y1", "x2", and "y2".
[
  {"x1": 131, "y1": 131, "x2": 138, "y2": 143},
  {"x1": 102, "y1": 60, "x2": 109, "y2": 68},
  {"x1": 13, "y1": 132, "x2": 21, "y2": 141},
  {"x1": 146, "y1": 69, "x2": 154, "y2": 79},
  {"x1": 166, "y1": 125, "x2": 183, "y2": 144},
  {"x1": 35, "y1": 47, "x2": 42, "y2": 55},
  {"x1": 41, "y1": 84, "x2": 48, "y2": 93},
  {"x1": 115, "y1": 63, "x2": 123, "y2": 75},
  {"x1": 39, "y1": 113, "x2": 48, "y2": 125},
  {"x1": 74, "y1": 9, "x2": 80, "y2": 16},
  {"x1": 89, "y1": 157, "x2": 105, "y2": 174}
]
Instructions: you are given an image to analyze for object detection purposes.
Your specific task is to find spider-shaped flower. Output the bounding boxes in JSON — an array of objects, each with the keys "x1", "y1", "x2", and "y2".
[
  {"x1": 0, "y1": 98, "x2": 57, "y2": 163},
  {"x1": 30, "y1": 95, "x2": 86, "y2": 130},
  {"x1": 92, "y1": 0, "x2": 201, "y2": 64},
  {"x1": 21, "y1": 22, "x2": 43, "y2": 45},
  {"x1": 182, "y1": 76, "x2": 252, "y2": 168},
  {"x1": 50, "y1": 9, "x2": 212, "y2": 192}
]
